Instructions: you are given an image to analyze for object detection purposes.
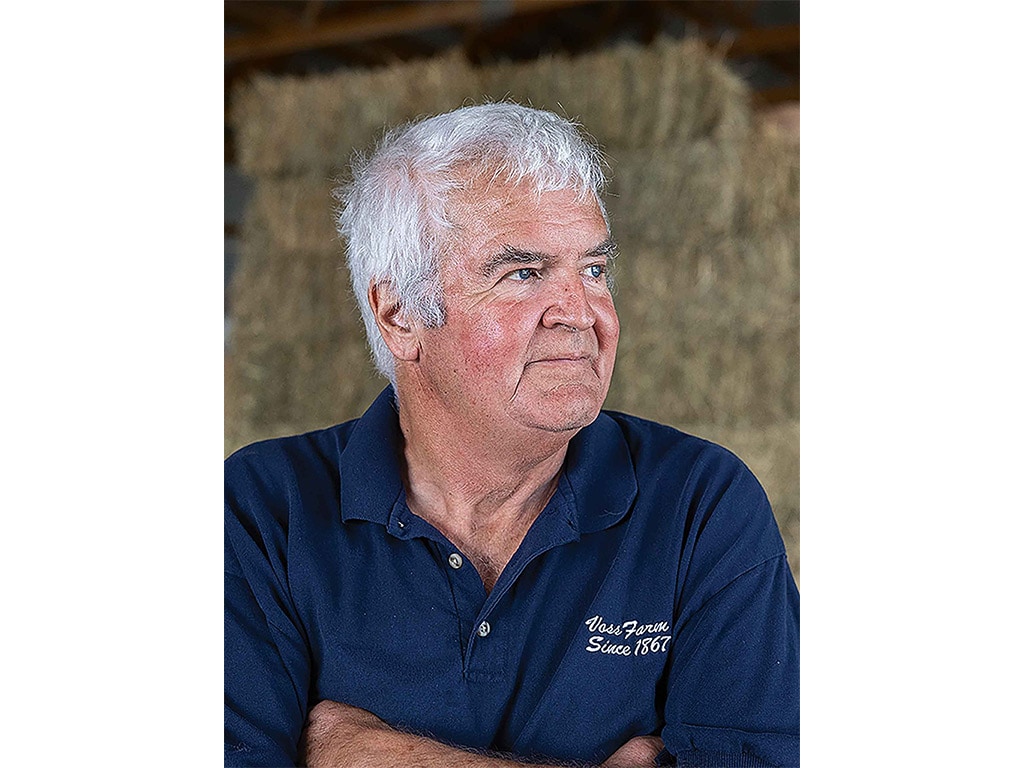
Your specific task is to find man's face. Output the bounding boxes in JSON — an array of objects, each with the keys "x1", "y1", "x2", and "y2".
[{"x1": 413, "y1": 180, "x2": 619, "y2": 438}]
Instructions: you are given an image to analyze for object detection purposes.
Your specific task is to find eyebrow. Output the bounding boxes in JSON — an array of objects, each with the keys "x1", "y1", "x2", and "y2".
[
  {"x1": 587, "y1": 237, "x2": 619, "y2": 261},
  {"x1": 480, "y1": 237, "x2": 618, "y2": 278}
]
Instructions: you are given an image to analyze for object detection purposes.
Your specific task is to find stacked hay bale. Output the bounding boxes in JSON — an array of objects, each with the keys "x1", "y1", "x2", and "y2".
[{"x1": 227, "y1": 38, "x2": 800, "y2": 582}]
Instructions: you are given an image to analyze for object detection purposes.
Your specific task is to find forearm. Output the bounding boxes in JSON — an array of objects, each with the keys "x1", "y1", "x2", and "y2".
[
  {"x1": 300, "y1": 701, "x2": 662, "y2": 768},
  {"x1": 300, "y1": 702, "x2": 538, "y2": 768},
  {"x1": 304, "y1": 727, "x2": 534, "y2": 768}
]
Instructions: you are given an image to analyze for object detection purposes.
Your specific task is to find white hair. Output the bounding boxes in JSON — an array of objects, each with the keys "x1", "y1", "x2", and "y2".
[{"x1": 334, "y1": 102, "x2": 609, "y2": 384}]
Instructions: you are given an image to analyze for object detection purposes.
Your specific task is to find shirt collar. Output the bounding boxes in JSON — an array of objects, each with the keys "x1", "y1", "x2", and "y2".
[
  {"x1": 561, "y1": 409, "x2": 638, "y2": 534},
  {"x1": 339, "y1": 386, "x2": 406, "y2": 526},
  {"x1": 339, "y1": 386, "x2": 638, "y2": 534}
]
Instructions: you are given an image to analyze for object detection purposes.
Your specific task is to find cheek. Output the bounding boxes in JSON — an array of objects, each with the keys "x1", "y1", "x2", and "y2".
[{"x1": 455, "y1": 312, "x2": 525, "y2": 378}]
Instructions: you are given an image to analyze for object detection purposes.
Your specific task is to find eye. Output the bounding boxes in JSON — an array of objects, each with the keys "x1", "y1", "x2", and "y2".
[
  {"x1": 584, "y1": 264, "x2": 607, "y2": 279},
  {"x1": 508, "y1": 267, "x2": 541, "y2": 282}
]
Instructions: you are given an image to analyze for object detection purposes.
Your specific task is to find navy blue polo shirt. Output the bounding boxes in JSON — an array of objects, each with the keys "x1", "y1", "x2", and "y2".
[{"x1": 225, "y1": 387, "x2": 799, "y2": 767}]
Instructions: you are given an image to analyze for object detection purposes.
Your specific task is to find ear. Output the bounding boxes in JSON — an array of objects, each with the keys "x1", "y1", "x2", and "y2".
[{"x1": 368, "y1": 280, "x2": 420, "y2": 363}]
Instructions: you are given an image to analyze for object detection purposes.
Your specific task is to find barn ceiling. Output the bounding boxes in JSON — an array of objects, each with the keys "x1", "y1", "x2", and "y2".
[{"x1": 224, "y1": 0, "x2": 800, "y2": 164}]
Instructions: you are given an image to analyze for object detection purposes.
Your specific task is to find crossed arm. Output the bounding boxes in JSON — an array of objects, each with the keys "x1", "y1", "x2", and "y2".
[{"x1": 299, "y1": 700, "x2": 664, "y2": 768}]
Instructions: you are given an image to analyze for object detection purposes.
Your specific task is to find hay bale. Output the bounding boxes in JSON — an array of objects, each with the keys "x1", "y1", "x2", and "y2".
[
  {"x1": 241, "y1": 174, "x2": 339, "y2": 255},
  {"x1": 231, "y1": 52, "x2": 483, "y2": 177},
  {"x1": 225, "y1": 354, "x2": 248, "y2": 452},
  {"x1": 606, "y1": 141, "x2": 744, "y2": 241},
  {"x1": 519, "y1": 50, "x2": 632, "y2": 147},
  {"x1": 226, "y1": 35, "x2": 800, "y2": 583},
  {"x1": 737, "y1": 120, "x2": 800, "y2": 234},
  {"x1": 231, "y1": 74, "x2": 333, "y2": 177},
  {"x1": 606, "y1": 130, "x2": 797, "y2": 245},
  {"x1": 479, "y1": 53, "x2": 567, "y2": 122},
  {"x1": 609, "y1": 237, "x2": 799, "y2": 312},
  {"x1": 225, "y1": 335, "x2": 383, "y2": 456},
  {"x1": 606, "y1": 232, "x2": 799, "y2": 430},
  {"x1": 228, "y1": 245, "x2": 353, "y2": 346},
  {"x1": 477, "y1": 38, "x2": 751, "y2": 150},
  {"x1": 231, "y1": 38, "x2": 758, "y2": 178},
  {"x1": 607, "y1": 316, "x2": 798, "y2": 428},
  {"x1": 614, "y1": 38, "x2": 749, "y2": 147}
]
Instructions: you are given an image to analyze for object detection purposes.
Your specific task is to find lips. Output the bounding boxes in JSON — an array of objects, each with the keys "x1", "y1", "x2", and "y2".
[{"x1": 529, "y1": 355, "x2": 591, "y2": 364}]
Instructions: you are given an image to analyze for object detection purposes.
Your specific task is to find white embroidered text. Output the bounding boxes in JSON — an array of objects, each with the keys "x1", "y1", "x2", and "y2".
[{"x1": 583, "y1": 615, "x2": 672, "y2": 657}]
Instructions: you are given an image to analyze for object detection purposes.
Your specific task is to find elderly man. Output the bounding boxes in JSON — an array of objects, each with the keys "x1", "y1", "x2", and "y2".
[{"x1": 225, "y1": 103, "x2": 799, "y2": 767}]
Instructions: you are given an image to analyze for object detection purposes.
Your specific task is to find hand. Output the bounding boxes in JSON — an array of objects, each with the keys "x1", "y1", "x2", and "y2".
[{"x1": 599, "y1": 735, "x2": 665, "y2": 768}]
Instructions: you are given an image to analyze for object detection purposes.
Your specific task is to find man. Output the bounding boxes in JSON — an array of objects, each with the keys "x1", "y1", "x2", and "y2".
[{"x1": 225, "y1": 103, "x2": 799, "y2": 767}]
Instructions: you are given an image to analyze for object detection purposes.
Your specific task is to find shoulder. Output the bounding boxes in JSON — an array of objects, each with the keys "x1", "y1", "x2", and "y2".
[
  {"x1": 598, "y1": 409, "x2": 786, "y2": 592},
  {"x1": 225, "y1": 422, "x2": 356, "y2": 502},
  {"x1": 599, "y1": 409, "x2": 758, "y2": 496},
  {"x1": 224, "y1": 422, "x2": 358, "y2": 575}
]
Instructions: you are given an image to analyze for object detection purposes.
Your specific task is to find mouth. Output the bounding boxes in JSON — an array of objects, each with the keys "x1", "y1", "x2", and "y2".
[
  {"x1": 529, "y1": 352, "x2": 592, "y2": 363},
  {"x1": 528, "y1": 357, "x2": 591, "y2": 366},
  {"x1": 525, "y1": 355, "x2": 599, "y2": 378}
]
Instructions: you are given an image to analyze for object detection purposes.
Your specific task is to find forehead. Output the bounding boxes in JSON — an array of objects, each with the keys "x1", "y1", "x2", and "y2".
[{"x1": 445, "y1": 179, "x2": 608, "y2": 265}]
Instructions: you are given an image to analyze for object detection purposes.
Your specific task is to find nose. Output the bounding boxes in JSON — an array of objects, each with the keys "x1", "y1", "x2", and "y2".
[{"x1": 541, "y1": 273, "x2": 597, "y2": 332}]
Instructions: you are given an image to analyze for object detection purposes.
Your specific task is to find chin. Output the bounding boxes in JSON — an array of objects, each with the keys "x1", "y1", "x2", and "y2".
[{"x1": 516, "y1": 384, "x2": 605, "y2": 433}]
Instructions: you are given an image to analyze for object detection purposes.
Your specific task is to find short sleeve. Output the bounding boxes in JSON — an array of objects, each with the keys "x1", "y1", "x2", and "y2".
[
  {"x1": 225, "y1": 451, "x2": 312, "y2": 767},
  {"x1": 660, "y1": 447, "x2": 800, "y2": 767},
  {"x1": 660, "y1": 557, "x2": 799, "y2": 767}
]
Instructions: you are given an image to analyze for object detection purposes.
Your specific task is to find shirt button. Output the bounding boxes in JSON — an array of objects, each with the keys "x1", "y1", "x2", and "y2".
[
  {"x1": 477, "y1": 621, "x2": 491, "y2": 638},
  {"x1": 448, "y1": 553, "x2": 463, "y2": 569}
]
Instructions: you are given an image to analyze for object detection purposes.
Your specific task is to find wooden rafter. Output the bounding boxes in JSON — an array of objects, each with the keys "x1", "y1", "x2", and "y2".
[
  {"x1": 223, "y1": 0, "x2": 801, "y2": 161},
  {"x1": 678, "y1": 0, "x2": 758, "y2": 30},
  {"x1": 225, "y1": 0, "x2": 591, "y2": 63},
  {"x1": 462, "y1": 3, "x2": 573, "y2": 64},
  {"x1": 666, "y1": 0, "x2": 799, "y2": 80},
  {"x1": 725, "y1": 23, "x2": 799, "y2": 57},
  {"x1": 754, "y1": 83, "x2": 800, "y2": 106},
  {"x1": 299, "y1": 0, "x2": 328, "y2": 28},
  {"x1": 225, "y1": 1, "x2": 303, "y2": 32}
]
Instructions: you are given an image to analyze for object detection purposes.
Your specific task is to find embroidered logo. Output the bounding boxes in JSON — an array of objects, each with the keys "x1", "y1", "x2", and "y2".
[{"x1": 583, "y1": 614, "x2": 672, "y2": 657}]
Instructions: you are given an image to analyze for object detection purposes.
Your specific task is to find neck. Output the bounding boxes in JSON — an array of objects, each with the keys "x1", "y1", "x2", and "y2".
[{"x1": 393, "y1": 382, "x2": 573, "y2": 552}]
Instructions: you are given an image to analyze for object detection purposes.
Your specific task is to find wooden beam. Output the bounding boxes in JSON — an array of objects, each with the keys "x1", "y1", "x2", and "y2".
[
  {"x1": 637, "y1": 1, "x2": 664, "y2": 46},
  {"x1": 225, "y1": 0, "x2": 592, "y2": 63},
  {"x1": 463, "y1": 2, "x2": 580, "y2": 63},
  {"x1": 300, "y1": 0, "x2": 328, "y2": 29},
  {"x1": 684, "y1": 0, "x2": 757, "y2": 30},
  {"x1": 370, "y1": 33, "x2": 441, "y2": 61},
  {"x1": 327, "y1": 39, "x2": 409, "y2": 68},
  {"x1": 754, "y1": 83, "x2": 800, "y2": 106},
  {"x1": 225, "y1": 1, "x2": 303, "y2": 33},
  {"x1": 725, "y1": 23, "x2": 799, "y2": 57},
  {"x1": 774, "y1": 50, "x2": 799, "y2": 78},
  {"x1": 575, "y1": 1, "x2": 626, "y2": 53},
  {"x1": 666, "y1": 2, "x2": 799, "y2": 75}
]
